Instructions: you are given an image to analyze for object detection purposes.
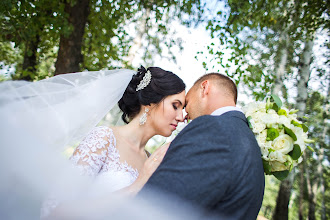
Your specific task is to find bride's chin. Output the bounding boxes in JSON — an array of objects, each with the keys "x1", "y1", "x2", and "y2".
[{"x1": 161, "y1": 131, "x2": 172, "y2": 137}]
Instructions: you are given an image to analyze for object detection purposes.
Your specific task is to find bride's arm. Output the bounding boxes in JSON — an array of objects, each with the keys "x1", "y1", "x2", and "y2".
[
  {"x1": 41, "y1": 127, "x2": 111, "y2": 219},
  {"x1": 43, "y1": 143, "x2": 170, "y2": 219},
  {"x1": 119, "y1": 143, "x2": 170, "y2": 196}
]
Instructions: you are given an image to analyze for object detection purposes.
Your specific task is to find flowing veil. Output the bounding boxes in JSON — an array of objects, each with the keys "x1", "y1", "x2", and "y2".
[
  {"x1": 0, "y1": 69, "x2": 206, "y2": 220},
  {"x1": 0, "y1": 69, "x2": 136, "y2": 149}
]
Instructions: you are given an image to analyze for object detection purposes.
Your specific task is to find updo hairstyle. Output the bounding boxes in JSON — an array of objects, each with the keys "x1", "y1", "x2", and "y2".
[{"x1": 118, "y1": 66, "x2": 186, "y2": 123}]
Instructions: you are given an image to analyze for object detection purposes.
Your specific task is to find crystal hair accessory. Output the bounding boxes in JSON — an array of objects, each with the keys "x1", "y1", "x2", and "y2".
[{"x1": 136, "y1": 70, "x2": 152, "y2": 91}]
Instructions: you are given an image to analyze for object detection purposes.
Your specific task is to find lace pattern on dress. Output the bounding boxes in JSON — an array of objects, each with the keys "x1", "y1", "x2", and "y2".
[
  {"x1": 41, "y1": 126, "x2": 139, "y2": 219},
  {"x1": 70, "y1": 126, "x2": 139, "y2": 180}
]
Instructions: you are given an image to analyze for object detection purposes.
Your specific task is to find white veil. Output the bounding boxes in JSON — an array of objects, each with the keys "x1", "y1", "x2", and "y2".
[
  {"x1": 0, "y1": 69, "x2": 135, "y2": 150},
  {"x1": 0, "y1": 69, "x2": 208, "y2": 220}
]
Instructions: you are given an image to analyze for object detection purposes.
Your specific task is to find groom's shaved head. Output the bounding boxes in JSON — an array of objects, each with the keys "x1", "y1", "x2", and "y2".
[{"x1": 193, "y1": 73, "x2": 237, "y2": 104}]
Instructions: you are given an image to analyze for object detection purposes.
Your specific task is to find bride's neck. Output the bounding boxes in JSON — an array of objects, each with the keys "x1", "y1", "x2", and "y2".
[{"x1": 119, "y1": 118, "x2": 155, "y2": 151}]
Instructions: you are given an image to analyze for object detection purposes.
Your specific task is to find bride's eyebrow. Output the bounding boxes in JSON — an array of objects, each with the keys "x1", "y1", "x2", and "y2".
[{"x1": 173, "y1": 99, "x2": 183, "y2": 106}]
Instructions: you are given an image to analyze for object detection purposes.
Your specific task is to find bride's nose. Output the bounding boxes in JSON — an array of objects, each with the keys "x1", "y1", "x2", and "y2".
[{"x1": 176, "y1": 111, "x2": 184, "y2": 122}]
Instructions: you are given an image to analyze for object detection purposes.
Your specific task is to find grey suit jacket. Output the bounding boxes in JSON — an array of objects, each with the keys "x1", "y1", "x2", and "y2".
[{"x1": 140, "y1": 111, "x2": 265, "y2": 219}]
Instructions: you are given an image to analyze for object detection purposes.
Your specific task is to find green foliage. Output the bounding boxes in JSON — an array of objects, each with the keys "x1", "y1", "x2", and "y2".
[
  {"x1": 202, "y1": 0, "x2": 329, "y2": 100},
  {"x1": 289, "y1": 144, "x2": 302, "y2": 160},
  {"x1": 259, "y1": 175, "x2": 281, "y2": 219},
  {"x1": 0, "y1": 0, "x2": 67, "y2": 80},
  {"x1": 1, "y1": 0, "x2": 205, "y2": 78},
  {"x1": 262, "y1": 159, "x2": 272, "y2": 175},
  {"x1": 273, "y1": 170, "x2": 290, "y2": 181},
  {"x1": 305, "y1": 91, "x2": 329, "y2": 160},
  {"x1": 288, "y1": 90, "x2": 330, "y2": 219},
  {"x1": 80, "y1": 0, "x2": 135, "y2": 71}
]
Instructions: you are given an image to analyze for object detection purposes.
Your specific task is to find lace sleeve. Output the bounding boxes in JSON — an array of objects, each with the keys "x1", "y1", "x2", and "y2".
[
  {"x1": 69, "y1": 126, "x2": 113, "y2": 177},
  {"x1": 41, "y1": 127, "x2": 114, "y2": 219}
]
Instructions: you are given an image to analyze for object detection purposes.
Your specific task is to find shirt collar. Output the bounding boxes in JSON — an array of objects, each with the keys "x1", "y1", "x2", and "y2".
[{"x1": 211, "y1": 106, "x2": 244, "y2": 116}]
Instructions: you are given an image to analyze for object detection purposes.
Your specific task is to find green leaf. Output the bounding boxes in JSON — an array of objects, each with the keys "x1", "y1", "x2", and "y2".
[
  {"x1": 271, "y1": 94, "x2": 282, "y2": 109},
  {"x1": 291, "y1": 120, "x2": 302, "y2": 128},
  {"x1": 247, "y1": 116, "x2": 253, "y2": 129},
  {"x1": 272, "y1": 103, "x2": 279, "y2": 112},
  {"x1": 307, "y1": 145, "x2": 314, "y2": 152},
  {"x1": 302, "y1": 124, "x2": 308, "y2": 132},
  {"x1": 267, "y1": 128, "x2": 279, "y2": 141},
  {"x1": 289, "y1": 109, "x2": 299, "y2": 114},
  {"x1": 284, "y1": 126, "x2": 297, "y2": 141},
  {"x1": 286, "y1": 156, "x2": 294, "y2": 172},
  {"x1": 289, "y1": 144, "x2": 301, "y2": 160},
  {"x1": 262, "y1": 159, "x2": 272, "y2": 175},
  {"x1": 273, "y1": 170, "x2": 289, "y2": 181},
  {"x1": 266, "y1": 97, "x2": 271, "y2": 111}
]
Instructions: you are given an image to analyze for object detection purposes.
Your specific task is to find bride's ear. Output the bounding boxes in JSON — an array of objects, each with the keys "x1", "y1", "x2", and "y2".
[{"x1": 142, "y1": 104, "x2": 154, "y2": 113}]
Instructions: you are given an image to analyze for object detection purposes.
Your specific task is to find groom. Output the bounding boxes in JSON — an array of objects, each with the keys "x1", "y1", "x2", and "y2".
[{"x1": 139, "y1": 73, "x2": 265, "y2": 219}]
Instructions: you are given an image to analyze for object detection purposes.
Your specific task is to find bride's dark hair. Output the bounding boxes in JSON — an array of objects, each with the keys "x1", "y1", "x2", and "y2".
[{"x1": 118, "y1": 66, "x2": 186, "y2": 123}]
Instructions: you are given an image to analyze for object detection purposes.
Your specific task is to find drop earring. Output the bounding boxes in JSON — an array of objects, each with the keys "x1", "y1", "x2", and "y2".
[{"x1": 139, "y1": 108, "x2": 149, "y2": 125}]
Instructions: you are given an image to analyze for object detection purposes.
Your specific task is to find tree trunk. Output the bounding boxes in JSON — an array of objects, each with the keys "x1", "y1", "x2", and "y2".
[
  {"x1": 272, "y1": 31, "x2": 289, "y2": 96},
  {"x1": 20, "y1": 34, "x2": 41, "y2": 81},
  {"x1": 296, "y1": 40, "x2": 314, "y2": 114},
  {"x1": 273, "y1": 172, "x2": 294, "y2": 220},
  {"x1": 55, "y1": 0, "x2": 90, "y2": 75},
  {"x1": 298, "y1": 163, "x2": 304, "y2": 220},
  {"x1": 272, "y1": 29, "x2": 292, "y2": 220},
  {"x1": 296, "y1": 39, "x2": 316, "y2": 220},
  {"x1": 305, "y1": 158, "x2": 317, "y2": 220},
  {"x1": 320, "y1": 82, "x2": 329, "y2": 220}
]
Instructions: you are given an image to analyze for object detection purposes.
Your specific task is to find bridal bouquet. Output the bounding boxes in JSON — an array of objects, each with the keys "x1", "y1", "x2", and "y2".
[{"x1": 243, "y1": 95, "x2": 313, "y2": 180}]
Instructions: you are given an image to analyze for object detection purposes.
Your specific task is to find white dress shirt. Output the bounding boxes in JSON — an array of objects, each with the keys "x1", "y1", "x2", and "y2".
[{"x1": 211, "y1": 106, "x2": 244, "y2": 116}]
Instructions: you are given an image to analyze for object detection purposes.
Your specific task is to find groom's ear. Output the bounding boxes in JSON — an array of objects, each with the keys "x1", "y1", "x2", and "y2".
[{"x1": 200, "y1": 80, "x2": 210, "y2": 97}]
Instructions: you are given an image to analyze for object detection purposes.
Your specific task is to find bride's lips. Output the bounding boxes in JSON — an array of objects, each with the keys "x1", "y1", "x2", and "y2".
[{"x1": 170, "y1": 124, "x2": 177, "y2": 130}]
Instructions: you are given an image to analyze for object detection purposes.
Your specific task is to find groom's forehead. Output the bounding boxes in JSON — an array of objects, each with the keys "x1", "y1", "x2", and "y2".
[{"x1": 186, "y1": 86, "x2": 197, "y2": 98}]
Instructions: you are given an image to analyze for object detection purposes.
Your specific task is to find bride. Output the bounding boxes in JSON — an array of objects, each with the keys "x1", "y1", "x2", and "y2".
[{"x1": 38, "y1": 66, "x2": 186, "y2": 217}]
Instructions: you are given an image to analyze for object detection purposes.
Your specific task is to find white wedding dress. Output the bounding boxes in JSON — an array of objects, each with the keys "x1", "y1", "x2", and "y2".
[{"x1": 41, "y1": 126, "x2": 139, "y2": 218}]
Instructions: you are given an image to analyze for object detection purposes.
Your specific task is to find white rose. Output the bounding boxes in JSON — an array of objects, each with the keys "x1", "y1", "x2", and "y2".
[
  {"x1": 287, "y1": 113, "x2": 298, "y2": 122},
  {"x1": 291, "y1": 124, "x2": 303, "y2": 136},
  {"x1": 268, "y1": 151, "x2": 287, "y2": 163},
  {"x1": 250, "y1": 111, "x2": 266, "y2": 122},
  {"x1": 256, "y1": 130, "x2": 267, "y2": 144},
  {"x1": 278, "y1": 115, "x2": 291, "y2": 127},
  {"x1": 243, "y1": 102, "x2": 259, "y2": 116},
  {"x1": 272, "y1": 134, "x2": 294, "y2": 154},
  {"x1": 249, "y1": 112, "x2": 267, "y2": 133},
  {"x1": 252, "y1": 121, "x2": 266, "y2": 133},
  {"x1": 267, "y1": 109, "x2": 277, "y2": 115},
  {"x1": 269, "y1": 160, "x2": 289, "y2": 172},
  {"x1": 291, "y1": 125, "x2": 306, "y2": 147},
  {"x1": 261, "y1": 112, "x2": 279, "y2": 125},
  {"x1": 259, "y1": 141, "x2": 272, "y2": 158},
  {"x1": 257, "y1": 102, "x2": 267, "y2": 111}
]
